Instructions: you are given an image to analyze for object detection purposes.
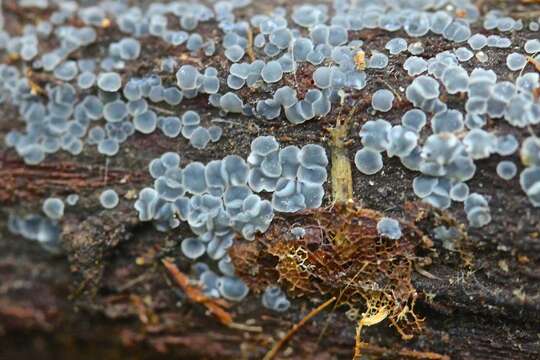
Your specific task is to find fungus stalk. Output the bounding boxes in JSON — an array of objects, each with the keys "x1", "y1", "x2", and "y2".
[{"x1": 328, "y1": 109, "x2": 355, "y2": 204}]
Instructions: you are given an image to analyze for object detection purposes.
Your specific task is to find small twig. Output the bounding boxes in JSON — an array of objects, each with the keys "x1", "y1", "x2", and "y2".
[
  {"x1": 69, "y1": 276, "x2": 94, "y2": 300},
  {"x1": 527, "y1": 124, "x2": 538, "y2": 138},
  {"x1": 511, "y1": 9, "x2": 540, "y2": 18},
  {"x1": 227, "y1": 322, "x2": 263, "y2": 333},
  {"x1": 246, "y1": 26, "x2": 256, "y2": 63},
  {"x1": 328, "y1": 106, "x2": 358, "y2": 204},
  {"x1": 130, "y1": 294, "x2": 151, "y2": 324},
  {"x1": 359, "y1": 343, "x2": 450, "y2": 360},
  {"x1": 414, "y1": 263, "x2": 441, "y2": 280},
  {"x1": 150, "y1": 105, "x2": 177, "y2": 116},
  {"x1": 381, "y1": 79, "x2": 403, "y2": 102},
  {"x1": 527, "y1": 55, "x2": 540, "y2": 73},
  {"x1": 161, "y1": 260, "x2": 263, "y2": 333},
  {"x1": 397, "y1": 348, "x2": 450, "y2": 360},
  {"x1": 117, "y1": 273, "x2": 150, "y2": 292},
  {"x1": 162, "y1": 259, "x2": 233, "y2": 326},
  {"x1": 263, "y1": 296, "x2": 337, "y2": 360},
  {"x1": 211, "y1": 118, "x2": 245, "y2": 127}
]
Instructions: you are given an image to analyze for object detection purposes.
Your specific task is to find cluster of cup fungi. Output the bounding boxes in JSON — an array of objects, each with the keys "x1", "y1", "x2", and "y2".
[{"x1": 3, "y1": 0, "x2": 540, "y2": 357}]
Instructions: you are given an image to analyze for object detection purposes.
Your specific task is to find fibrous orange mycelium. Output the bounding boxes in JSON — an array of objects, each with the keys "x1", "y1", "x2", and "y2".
[{"x1": 231, "y1": 203, "x2": 427, "y2": 343}]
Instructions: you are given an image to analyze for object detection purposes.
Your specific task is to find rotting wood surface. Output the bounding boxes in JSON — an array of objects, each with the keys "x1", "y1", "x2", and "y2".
[{"x1": 1, "y1": 1, "x2": 540, "y2": 359}]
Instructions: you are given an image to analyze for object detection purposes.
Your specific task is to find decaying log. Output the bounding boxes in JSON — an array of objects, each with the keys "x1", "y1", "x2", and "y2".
[{"x1": 1, "y1": 1, "x2": 540, "y2": 359}]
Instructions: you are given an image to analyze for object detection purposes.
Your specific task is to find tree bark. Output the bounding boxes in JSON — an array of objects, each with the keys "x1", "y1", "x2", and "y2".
[{"x1": 1, "y1": 1, "x2": 540, "y2": 359}]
